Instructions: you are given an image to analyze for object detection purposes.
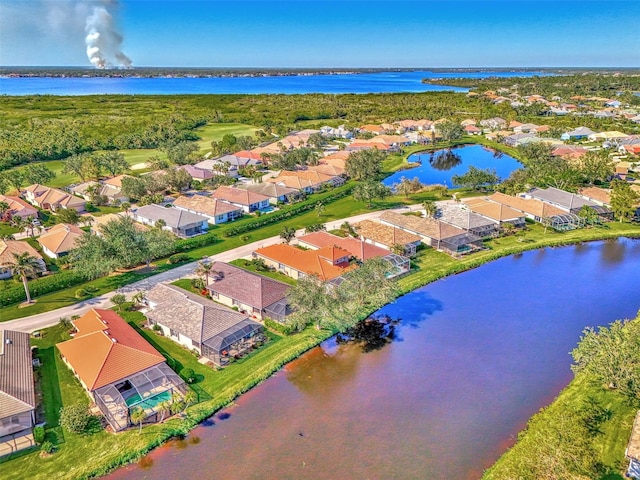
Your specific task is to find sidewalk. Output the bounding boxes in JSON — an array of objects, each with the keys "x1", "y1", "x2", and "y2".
[{"x1": 3, "y1": 205, "x2": 422, "y2": 333}]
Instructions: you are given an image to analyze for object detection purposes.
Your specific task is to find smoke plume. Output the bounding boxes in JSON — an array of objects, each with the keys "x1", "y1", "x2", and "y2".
[{"x1": 85, "y1": 1, "x2": 132, "y2": 69}]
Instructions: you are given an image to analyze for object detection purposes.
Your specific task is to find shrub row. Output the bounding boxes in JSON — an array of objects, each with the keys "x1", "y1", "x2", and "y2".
[
  {"x1": 264, "y1": 318, "x2": 293, "y2": 336},
  {"x1": 175, "y1": 232, "x2": 219, "y2": 251},
  {"x1": 167, "y1": 253, "x2": 190, "y2": 265},
  {"x1": 0, "y1": 270, "x2": 85, "y2": 307},
  {"x1": 222, "y1": 186, "x2": 353, "y2": 237}
]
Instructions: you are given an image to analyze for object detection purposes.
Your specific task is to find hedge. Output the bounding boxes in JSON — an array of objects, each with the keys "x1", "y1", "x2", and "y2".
[
  {"x1": 223, "y1": 185, "x2": 353, "y2": 237},
  {"x1": 175, "y1": 232, "x2": 219, "y2": 251},
  {"x1": 0, "y1": 270, "x2": 85, "y2": 307}
]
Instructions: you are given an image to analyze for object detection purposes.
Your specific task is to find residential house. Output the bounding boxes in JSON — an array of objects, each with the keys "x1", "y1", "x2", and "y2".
[
  {"x1": 266, "y1": 170, "x2": 343, "y2": 193},
  {"x1": 205, "y1": 262, "x2": 292, "y2": 322},
  {"x1": 378, "y1": 211, "x2": 483, "y2": 256},
  {"x1": 353, "y1": 219, "x2": 422, "y2": 256},
  {"x1": 70, "y1": 181, "x2": 128, "y2": 205},
  {"x1": 0, "y1": 240, "x2": 46, "y2": 280},
  {"x1": 217, "y1": 150, "x2": 263, "y2": 167},
  {"x1": 57, "y1": 309, "x2": 186, "y2": 432},
  {"x1": 479, "y1": 117, "x2": 507, "y2": 131},
  {"x1": 503, "y1": 133, "x2": 538, "y2": 147},
  {"x1": 560, "y1": 126, "x2": 595, "y2": 141},
  {"x1": 625, "y1": 411, "x2": 640, "y2": 479},
  {"x1": 346, "y1": 140, "x2": 393, "y2": 152},
  {"x1": 211, "y1": 186, "x2": 271, "y2": 213},
  {"x1": 193, "y1": 159, "x2": 239, "y2": 178},
  {"x1": 551, "y1": 145, "x2": 590, "y2": 160},
  {"x1": 253, "y1": 244, "x2": 355, "y2": 282},
  {"x1": 297, "y1": 231, "x2": 409, "y2": 277},
  {"x1": 461, "y1": 197, "x2": 526, "y2": 228},
  {"x1": 90, "y1": 213, "x2": 148, "y2": 236},
  {"x1": 524, "y1": 187, "x2": 613, "y2": 219},
  {"x1": 588, "y1": 131, "x2": 628, "y2": 142},
  {"x1": 145, "y1": 284, "x2": 265, "y2": 366},
  {"x1": 132, "y1": 204, "x2": 209, "y2": 237},
  {"x1": 437, "y1": 204, "x2": 500, "y2": 238},
  {"x1": 0, "y1": 195, "x2": 38, "y2": 221},
  {"x1": 235, "y1": 183, "x2": 299, "y2": 205},
  {"x1": 464, "y1": 125, "x2": 482, "y2": 135},
  {"x1": 178, "y1": 165, "x2": 214, "y2": 182},
  {"x1": 173, "y1": 195, "x2": 243, "y2": 225},
  {"x1": 487, "y1": 192, "x2": 567, "y2": 222},
  {"x1": 358, "y1": 124, "x2": 386, "y2": 136},
  {"x1": 0, "y1": 329, "x2": 36, "y2": 457},
  {"x1": 320, "y1": 125, "x2": 353, "y2": 139},
  {"x1": 37, "y1": 223, "x2": 83, "y2": 258},
  {"x1": 22, "y1": 184, "x2": 86, "y2": 213}
]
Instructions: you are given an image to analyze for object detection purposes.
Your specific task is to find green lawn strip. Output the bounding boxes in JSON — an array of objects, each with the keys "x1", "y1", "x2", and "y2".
[
  {"x1": 0, "y1": 310, "x2": 330, "y2": 480},
  {"x1": 482, "y1": 373, "x2": 637, "y2": 479},
  {"x1": 228, "y1": 259, "x2": 297, "y2": 285},
  {"x1": 193, "y1": 123, "x2": 258, "y2": 153}
]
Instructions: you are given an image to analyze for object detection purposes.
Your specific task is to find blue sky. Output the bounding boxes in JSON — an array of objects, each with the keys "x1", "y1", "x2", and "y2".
[{"x1": 1, "y1": 0, "x2": 639, "y2": 67}]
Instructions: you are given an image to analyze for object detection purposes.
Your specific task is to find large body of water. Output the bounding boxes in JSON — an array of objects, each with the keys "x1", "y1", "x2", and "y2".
[
  {"x1": 383, "y1": 144, "x2": 522, "y2": 188},
  {"x1": 109, "y1": 238, "x2": 640, "y2": 480},
  {"x1": 0, "y1": 70, "x2": 548, "y2": 96}
]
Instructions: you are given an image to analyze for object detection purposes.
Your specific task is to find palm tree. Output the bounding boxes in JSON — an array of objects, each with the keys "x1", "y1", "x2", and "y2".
[
  {"x1": 130, "y1": 407, "x2": 146, "y2": 433},
  {"x1": 184, "y1": 389, "x2": 197, "y2": 409},
  {"x1": 2, "y1": 252, "x2": 43, "y2": 304},
  {"x1": 120, "y1": 202, "x2": 131, "y2": 215},
  {"x1": 0, "y1": 233, "x2": 16, "y2": 240},
  {"x1": 279, "y1": 225, "x2": 296, "y2": 244},
  {"x1": 195, "y1": 260, "x2": 214, "y2": 286},
  {"x1": 157, "y1": 401, "x2": 171, "y2": 423},
  {"x1": 0, "y1": 201, "x2": 10, "y2": 220},
  {"x1": 154, "y1": 219, "x2": 166, "y2": 229},
  {"x1": 315, "y1": 202, "x2": 325, "y2": 218},
  {"x1": 422, "y1": 200, "x2": 438, "y2": 219}
]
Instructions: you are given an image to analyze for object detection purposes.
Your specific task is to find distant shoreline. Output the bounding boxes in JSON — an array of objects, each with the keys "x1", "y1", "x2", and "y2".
[{"x1": 1, "y1": 66, "x2": 635, "y2": 79}]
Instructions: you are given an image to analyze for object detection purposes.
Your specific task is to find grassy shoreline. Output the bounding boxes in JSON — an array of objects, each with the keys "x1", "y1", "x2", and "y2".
[{"x1": 2, "y1": 222, "x2": 639, "y2": 479}]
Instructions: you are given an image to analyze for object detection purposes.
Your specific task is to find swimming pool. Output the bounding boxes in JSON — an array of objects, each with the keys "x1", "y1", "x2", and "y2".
[{"x1": 125, "y1": 390, "x2": 172, "y2": 410}]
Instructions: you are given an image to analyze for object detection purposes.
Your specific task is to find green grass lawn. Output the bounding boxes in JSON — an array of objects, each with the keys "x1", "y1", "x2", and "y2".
[
  {"x1": 0, "y1": 309, "x2": 331, "y2": 480},
  {"x1": 229, "y1": 259, "x2": 297, "y2": 285},
  {"x1": 193, "y1": 123, "x2": 258, "y2": 154}
]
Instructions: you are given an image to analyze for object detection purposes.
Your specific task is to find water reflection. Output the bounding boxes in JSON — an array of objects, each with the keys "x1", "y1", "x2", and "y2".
[
  {"x1": 601, "y1": 238, "x2": 626, "y2": 266},
  {"x1": 429, "y1": 149, "x2": 462, "y2": 171}
]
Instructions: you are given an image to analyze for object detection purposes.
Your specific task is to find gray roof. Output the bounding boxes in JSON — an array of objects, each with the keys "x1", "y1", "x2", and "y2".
[
  {"x1": 564, "y1": 126, "x2": 595, "y2": 137},
  {"x1": 146, "y1": 284, "x2": 260, "y2": 347},
  {"x1": 0, "y1": 330, "x2": 36, "y2": 419},
  {"x1": 217, "y1": 154, "x2": 262, "y2": 167},
  {"x1": 438, "y1": 204, "x2": 498, "y2": 231},
  {"x1": 133, "y1": 204, "x2": 208, "y2": 229},
  {"x1": 527, "y1": 187, "x2": 606, "y2": 212},
  {"x1": 207, "y1": 262, "x2": 290, "y2": 311}
]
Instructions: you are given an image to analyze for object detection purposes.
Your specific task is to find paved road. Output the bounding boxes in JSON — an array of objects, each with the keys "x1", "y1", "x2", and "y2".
[{"x1": 3, "y1": 205, "x2": 422, "y2": 333}]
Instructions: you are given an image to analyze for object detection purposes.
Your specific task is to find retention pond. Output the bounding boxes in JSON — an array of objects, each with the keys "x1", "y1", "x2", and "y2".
[{"x1": 108, "y1": 238, "x2": 640, "y2": 480}]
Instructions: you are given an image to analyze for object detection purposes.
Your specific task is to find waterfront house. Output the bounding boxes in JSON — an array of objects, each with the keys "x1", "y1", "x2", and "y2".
[
  {"x1": 378, "y1": 211, "x2": 483, "y2": 256},
  {"x1": 487, "y1": 192, "x2": 566, "y2": 222},
  {"x1": 205, "y1": 262, "x2": 292, "y2": 322},
  {"x1": 0, "y1": 240, "x2": 46, "y2": 280},
  {"x1": 0, "y1": 329, "x2": 36, "y2": 457},
  {"x1": 173, "y1": 195, "x2": 243, "y2": 225},
  {"x1": 132, "y1": 204, "x2": 209, "y2": 237},
  {"x1": 437, "y1": 204, "x2": 500, "y2": 238},
  {"x1": 22, "y1": 184, "x2": 86, "y2": 213},
  {"x1": 524, "y1": 187, "x2": 613, "y2": 220},
  {"x1": 57, "y1": 309, "x2": 186, "y2": 432},
  {"x1": 0, "y1": 195, "x2": 38, "y2": 221},
  {"x1": 235, "y1": 182, "x2": 299, "y2": 204},
  {"x1": 212, "y1": 186, "x2": 271, "y2": 213},
  {"x1": 503, "y1": 133, "x2": 538, "y2": 147},
  {"x1": 353, "y1": 219, "x2": 422, "y2": 256},
  {"x1": 37, "y1": 223, "x2": 83, "y2": 259},
  {"x1": 461, "y1": 197, "x2": 526, "y2": 228},
  {"x1": 253, "y1": 243, "x2": 355, "y2": 282},
  {"x1": 297, "y1": 231, "x2": 409, "y2": 277},
  {"x1": 145, "y1": 284, "x2": 265, "y2": 366}
]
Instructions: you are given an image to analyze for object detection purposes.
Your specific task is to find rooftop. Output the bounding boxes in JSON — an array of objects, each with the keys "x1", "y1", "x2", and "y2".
[
  {"x1": 212, "y1": 186, "x2": 270, "y2": 206},
  {"x1": 298, "y1": 231, "x2": 390, "y2": 261},
  {"x1": 173, "y1": 195, "x2": 242, "y2": 217},
  {"x1": 133, "y1": 204, "x2": 208, "y2": 228},
  {"x1": 0, "y1": 329, "x2": 36, "y2": 418},
  {"x1": 37, "y1": 223, "x2": 84, "y2": 254},
  {"x1": 353, "y1": 219, "x2": 421, "y2": 247}
]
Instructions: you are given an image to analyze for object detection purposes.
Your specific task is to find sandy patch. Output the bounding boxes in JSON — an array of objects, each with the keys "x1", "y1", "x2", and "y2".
[{"x1": 131, "y1": 162, "x2": 149, "y2": 170}]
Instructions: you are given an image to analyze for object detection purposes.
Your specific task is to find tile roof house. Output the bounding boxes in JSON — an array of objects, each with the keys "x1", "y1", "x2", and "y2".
[
  {"x1": 0, "y1": 329, "x2": 36, "y2": 457},
  {"x1": 0, "y1": 240, "x2": 47, "y2": 280},
  {"x1": 211, "y1": 186, "x2": 271, "y2": 213},
  {"x1": 22, "y1": 184, "x2": 86, "y2": 213},
  {"x1": 57, "y1": 309, "x2": 186, "y2": 432},
  {"x1": 524, "y1": 187, "x2": 613, "y2": 219},
  {"x1": 379, "y1": 211, "x2": 483, "y2": 256},
  {"x1": 178, "y1": 165, "x2": 214, "y2": 182},
  {"x1": 487, "y1": 192, "x2": 567, "y2": 221},
  {"x1": 37, "y1": 223, "x2": 84, "y2": 258},
  {"x1": 235, "y1": 182, "x2": 300, "y2": 204},
  {"x1": 437, "y1": 204, "x2": 500, "y2": 238},
  {"x1": 132, "y1": 204, "x2": 208, "y2": 237},
  {"x1": 70, "y1": 180, "x2": 128, "y2": 205},
  {"x1": 551, "y1": 145, "x2": 590, "y2": 160},
  {"x1": 578, "y1": 187, "x2": 612, "y2": 206},
  {"x1": 145, "y1": 284, "x2": 265, "y2": 366},
  {"x1": 560, "y1": 126, "x2": 595, "y2": 141},
  {"x1": 353, "y1": 219, "x2": 422, "y2": 256},
  {"x1": 461, "y1": 197, "x2": 526, "y2": 227},
  {"x1": 172, "y1": 195, "x2": 243, "y2": 225},
  {"x1": 205, "y1": 262, "x2": 292, "y2": 322},
  {"x1": 254, "y1": 243, "x2": 355, "y2": 282},
  {"x1": 0, "y1": 195, "x2": 39, "y2": 220},
  {"x1": 217, "y1": 151, "x2": 263, "y2": 167}
]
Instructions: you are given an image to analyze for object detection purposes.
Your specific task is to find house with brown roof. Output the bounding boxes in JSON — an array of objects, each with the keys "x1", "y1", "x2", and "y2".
[
  {"x1": 254, "y1": 243, "x2": 355, "y2": 282},
  {"x1": 353, "y1": 219, "x2": 422, "y2": 256},
  {"x1": 0, "y1": 195, "x2": 38, "y2": 221},
  {"x1": 437, "y1": 204, "x2": 500, "y2": 238},
  {"x1": 268, "y1": 169, "x2": 345, "y2": 192},
  {"x1": 205, "y1": 262, "x2": 292, "y2": 322},
  {"x1": 297, "y1": 231, "x2": 410, "y2": 277},
  {"x1": 173, "y1": 195, "x2": 243, "y2": 225},
  {"x1": 57, "y1": 309, "x2": 186, "y2": 432},
  {"x1": 145, "y1": 284, "x2": 265, "y2": 366},
  {"x1": 379, "y1": 211, "x2": 483, "y2": 256},
  {"x1": 235, "y1": 182, "x2": 300, "y2": 204},
  {"x1": 487, "y1": 192, "x2": 566, "y2": 221},
  {"x1": 462, "y1": 197, "x2": 526, "y2": 227},
  {"x1": 178, "y1": 165, "x2": 214, "y2": 182},
  {"x1": 22, "y1": 184, "x2": 86, "y2": 213},
  {"x1": 0, "y1": 240, "x2": 46, "y2": 280},
  {"x1": 0, "y1": 330, "x2": 37, "y2": 457},
  {"x1": 211, "y1": 186, "x2": 271, "y2": 213},
  {"x1": 70, "y1": 180, "x2": 128, "y2": 205},
  {"x1": 37, "y1": 223, "x2": 84, "y2": 258}
]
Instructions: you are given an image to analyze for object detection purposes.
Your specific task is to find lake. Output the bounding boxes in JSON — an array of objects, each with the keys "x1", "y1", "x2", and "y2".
[
  {"x1": 108, "y1": 238, "x2": 640, "y2": 480},
  {"x1": 383, "y1": 144, "x2": 522, "y2": 188},
  {"x1": 0, "y1": 70, "x2": 548, "y2": 96}
]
